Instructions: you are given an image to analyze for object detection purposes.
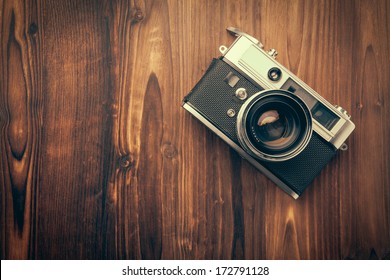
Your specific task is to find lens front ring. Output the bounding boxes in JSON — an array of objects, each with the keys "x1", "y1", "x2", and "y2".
[{"x1": 236, "y1": 89, "x2": 312, "y2": 162}]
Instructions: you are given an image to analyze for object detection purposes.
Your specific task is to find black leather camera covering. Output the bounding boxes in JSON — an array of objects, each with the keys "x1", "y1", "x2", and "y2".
[{"x1": 184, "y1": 58, "x2": 337, "y2": 196}]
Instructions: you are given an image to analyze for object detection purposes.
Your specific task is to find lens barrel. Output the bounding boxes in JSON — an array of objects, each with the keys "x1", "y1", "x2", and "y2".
[{"x1": 236, "y1": 89, "x2": 312, "y2": 161}]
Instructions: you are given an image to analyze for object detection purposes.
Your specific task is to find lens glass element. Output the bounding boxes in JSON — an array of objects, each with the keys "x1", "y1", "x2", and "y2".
[{"x1": 256, "y1": 109, "x2": 292, "y2": 145}]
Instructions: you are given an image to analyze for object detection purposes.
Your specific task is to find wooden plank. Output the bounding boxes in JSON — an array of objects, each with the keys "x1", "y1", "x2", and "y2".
[{"x1": 0, "y1": 0, "x2": 389, "y2": 260}]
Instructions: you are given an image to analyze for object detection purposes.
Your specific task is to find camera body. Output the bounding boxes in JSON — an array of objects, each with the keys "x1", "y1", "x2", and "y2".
[{"x1": 182, "y1": 28, "x2": 355, "y2": 198}]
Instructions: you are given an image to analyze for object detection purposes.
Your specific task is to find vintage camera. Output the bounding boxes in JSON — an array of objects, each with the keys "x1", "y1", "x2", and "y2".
[{"x1": 182, "y1": 27, "x2": 355, "y2": 198}]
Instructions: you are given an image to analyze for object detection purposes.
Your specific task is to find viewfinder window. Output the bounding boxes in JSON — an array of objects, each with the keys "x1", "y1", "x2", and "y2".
[{"x1": 311, "y1": 102, "x2": 340, "y2": 130}]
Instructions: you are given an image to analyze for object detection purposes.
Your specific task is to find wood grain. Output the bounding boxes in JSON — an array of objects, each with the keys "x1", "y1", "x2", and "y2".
[{"x1": 1, "y1": 0, "x2": 389, "y2": 259}]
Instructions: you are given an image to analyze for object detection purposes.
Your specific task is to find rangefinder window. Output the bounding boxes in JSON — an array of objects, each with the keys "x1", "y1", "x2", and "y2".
[{"x1": 311, "y1": 102, "x2": 340, "y2": 130}]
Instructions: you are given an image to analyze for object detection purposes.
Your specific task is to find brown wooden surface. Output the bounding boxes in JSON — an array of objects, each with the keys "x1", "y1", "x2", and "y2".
[{"x1": 1, "y1": 0, "x2": 390, "y2": 260}]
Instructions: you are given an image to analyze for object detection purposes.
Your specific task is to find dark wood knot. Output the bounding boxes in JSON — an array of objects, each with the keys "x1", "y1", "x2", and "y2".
[
  {"x1": 132, "y1": 8, "x2": 144, "y2": 23},
  {"x1": 118, "y1": 154, "x2": 134, "y2": 170},
  {"x1": 28, "y1": 22, "x2": 38, "y2": 35},
  {"x1": 356, "y1": 102, "x2": 364, "y2": 110},
  {"x1": 161, "y1": 142, "x2": 178, "y2": 159}
]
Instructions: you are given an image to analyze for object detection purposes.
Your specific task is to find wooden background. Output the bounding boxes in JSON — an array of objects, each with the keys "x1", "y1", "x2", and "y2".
[{"x1": 1, "y1": 0, "x2": 389, "y2": 260}]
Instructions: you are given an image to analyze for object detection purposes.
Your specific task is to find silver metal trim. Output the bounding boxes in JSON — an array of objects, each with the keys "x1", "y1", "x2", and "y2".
[
  {"x1": 219, "y1": 45, "x2": 228, "y2": 55},
  {"x1": 227, "y1": 108, "x2": 236, "y2": 117},
  {"x1": 267, "y1": 48, "x2": 278, "y2": 59},
  {"x1": 340, "y1": 143, "x2": 348, "y2": 151},
  {"x1": 235, "y1": 88, "x2": 248, "y2": 100},
  {"x1": 226, "y1": 27, "x2": 263, "y2": 48},
  {"x1": 183, "y1": 102, "x2": 300, "y2": 199}
]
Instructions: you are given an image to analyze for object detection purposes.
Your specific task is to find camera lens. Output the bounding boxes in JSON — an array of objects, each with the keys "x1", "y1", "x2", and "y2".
[{"x1": 236, "y1": 90, "x2": 312, "y2": 161}]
